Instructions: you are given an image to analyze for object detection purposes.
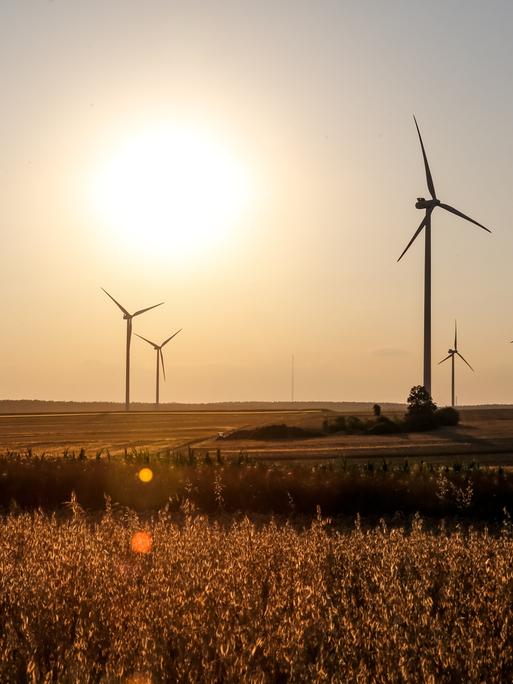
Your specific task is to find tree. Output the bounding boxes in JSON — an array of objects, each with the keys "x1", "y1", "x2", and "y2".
[
  {"x1": 406, "y1": 385, "x2": 437, "y2": 416},
  {"x1": 404, "y1": 386, "x2": 438, "y2": 431}
]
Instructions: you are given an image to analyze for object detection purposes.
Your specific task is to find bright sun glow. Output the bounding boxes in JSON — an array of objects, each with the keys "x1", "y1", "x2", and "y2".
[{"x1": 90, "y1": 124, "x2": 252, "y2": 259}]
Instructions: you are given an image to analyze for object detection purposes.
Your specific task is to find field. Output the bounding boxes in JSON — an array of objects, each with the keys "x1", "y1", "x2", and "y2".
[
  {"x1": 3, "y1": 406, "x2": 513, "y2": 681},
  {"x1": 3, "y1": 406, "x2": 513, "y2": 464},
  {"x1": 0, "y1": 409, "x2": 321, "y2": 456},
  {"x1": 2, "y1": 508, "x2": 513, "y2": 682}
]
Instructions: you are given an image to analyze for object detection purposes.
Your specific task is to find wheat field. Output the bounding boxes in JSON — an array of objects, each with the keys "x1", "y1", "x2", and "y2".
[{"x1": 1, "y1": 505, "x2": 512, "y2": 683}]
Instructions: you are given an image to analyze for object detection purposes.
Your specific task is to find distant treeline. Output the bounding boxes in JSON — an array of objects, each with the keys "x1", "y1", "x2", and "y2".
[{"x1": 0, "y1": 399, "x2": 408, "y2": 414}]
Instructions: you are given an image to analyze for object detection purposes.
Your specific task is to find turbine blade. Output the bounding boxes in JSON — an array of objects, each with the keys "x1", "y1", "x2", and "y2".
[
  {"x1": 454, "y1": 320, "x2": 458, "y2": 351},
  {"x1": 457, "y1": 351, "x2": 474, "y2": 372},
  {"x1": 160, "y1": 348, "x2": 166, "y2": 381},
  {"x1": 161, "y1": 328, "x2": 182, "y2": 347},
  {"x1": 132, "y1": 302, "x2": 164, "y2": 317},
  {"x1": 438, "y1": 203, "x2": 491, "y2": 233},
  {"x1": 413, "y1": 115, "x2": 437, "y2": 199},
  {"x1": 438, "y1": 354, "x2": 452, "y2": 365},
  {"x1": 397, "y1": 214, "x2": 428, "y2": 262},
  {"x1": 134, "y1": 333, "x2": 158, "y2": 347},
  {"x1": 101, "y1": 288, "x2": 130, "y2": 316}
]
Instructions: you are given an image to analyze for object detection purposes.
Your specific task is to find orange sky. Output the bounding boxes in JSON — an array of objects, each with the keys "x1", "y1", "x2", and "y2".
[{"x1": 1, "y1": 1, "x2": 513, "y2": 405}]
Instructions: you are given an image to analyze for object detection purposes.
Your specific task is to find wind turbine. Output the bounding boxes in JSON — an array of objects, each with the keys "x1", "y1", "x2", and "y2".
[
  {"x1": 102, "y1": 289, "x2": 164, "y2": 411},
  {"x1": 398, "y1": 116, "x2": 491, "y2": 396},
  {"x1": 135, "y1": 329, "x2": 182, "y2": 408},
  {"x1": 438, "y1": 321, "x2": 474, "y2": 407}
]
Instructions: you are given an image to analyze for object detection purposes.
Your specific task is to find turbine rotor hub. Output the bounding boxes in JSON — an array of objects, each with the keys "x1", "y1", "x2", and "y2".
[{"x1": 415, "y1": 197, "x2": 440, "y2": 210}]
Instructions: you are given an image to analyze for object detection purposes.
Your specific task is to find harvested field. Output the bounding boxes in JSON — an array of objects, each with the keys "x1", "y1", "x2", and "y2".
[
  {"x1": 203, "y1": 407, "x2": 513, "y2": 464},
  {"x1": 2, "y1": 407, "x2": 513, "y2": 464},
  {"x1": 0, "y1": 409, "x2": 322, "y2": 455}
]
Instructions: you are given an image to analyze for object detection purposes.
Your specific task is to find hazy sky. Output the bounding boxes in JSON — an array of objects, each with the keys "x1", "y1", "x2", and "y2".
[{"x1": 2, "y1": 0, "x2": 513, "y2": 405}]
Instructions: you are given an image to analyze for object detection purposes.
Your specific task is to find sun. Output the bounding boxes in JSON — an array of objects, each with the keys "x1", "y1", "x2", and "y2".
[{"x1": 90, "y1": 124, "x2": 251, "y2": 260}]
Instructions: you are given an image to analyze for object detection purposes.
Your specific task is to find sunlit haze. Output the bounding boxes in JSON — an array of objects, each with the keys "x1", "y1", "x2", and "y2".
[
  {"x1": 2, "y1": 1, "x2": 513, "y2": 405},
  {"x1": 89, "y1": 124, "x2": 252, "y2": 260}
]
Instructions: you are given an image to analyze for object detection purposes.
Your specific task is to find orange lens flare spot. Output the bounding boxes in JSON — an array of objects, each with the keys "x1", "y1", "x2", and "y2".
[
  {"x1": 124, "y1": 674, "x2": 152, "y2": 684},
  {"x1": 130, "y1": 531, "x2": 153, "y2": 554},
  {"x1": 138, "y1": 467, "x2": 153, "y2": 483}
]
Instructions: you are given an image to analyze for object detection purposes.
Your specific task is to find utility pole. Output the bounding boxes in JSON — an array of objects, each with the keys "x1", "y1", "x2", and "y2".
[{"x1": 291, "y1": 354, "x2": 295, "y2": 404}]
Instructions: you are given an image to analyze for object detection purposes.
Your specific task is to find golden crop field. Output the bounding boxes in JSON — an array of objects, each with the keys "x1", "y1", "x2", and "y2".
[{"x1": 1, "y1": 507, "x2": 512, "y2": 683}]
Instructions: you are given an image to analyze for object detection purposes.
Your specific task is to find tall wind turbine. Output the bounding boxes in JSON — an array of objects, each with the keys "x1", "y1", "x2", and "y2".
[
  {"x1": 438, "y1": 321, "x2": 474, "y2": 407},
  {"x1": 398, "y1": 116, "x2": 491, "y2": 396},
  {"x1": 135, "y1": 329, "x2": 182, "y2": 408},
  {"x1": 102, "y1": 289, "x2": 164, "y2": 411}
]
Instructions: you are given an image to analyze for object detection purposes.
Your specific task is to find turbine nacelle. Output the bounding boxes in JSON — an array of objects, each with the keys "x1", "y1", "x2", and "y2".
[{"x1": 415, "y1": 197, "x2": 440, "y2": 210}]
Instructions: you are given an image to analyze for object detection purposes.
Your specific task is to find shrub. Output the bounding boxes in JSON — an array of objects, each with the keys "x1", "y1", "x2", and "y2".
[
  {"x1": 345, "y1": 416, "x2": 365, "y2": 434},
  {"x1": 435, "y1": 406, "x2": 460, "y2": 426},
  {"x1": 403, "y1": 412, "x2": 438, "y2": 432},
  {"x1": 323, "y1": 415, "x2": 346, "y2": 434},
  {"x1": 367, "y1": 416, "x2": 402, "y2": 434}
]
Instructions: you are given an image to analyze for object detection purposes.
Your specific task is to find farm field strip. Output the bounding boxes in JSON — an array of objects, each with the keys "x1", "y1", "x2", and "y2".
[
  {"x1": 2, "y1": 408, "x2": 513, "y2": 462},
  {"x1": 0, "y1": 409, "x2": 323, "y2": 454},
  {"x1": 0, "y1": 409, "x2": 324, "y2": 419}
]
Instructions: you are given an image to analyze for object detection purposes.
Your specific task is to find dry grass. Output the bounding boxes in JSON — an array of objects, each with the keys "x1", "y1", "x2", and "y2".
[{"x1": 1, "y1": 506, "x2": 513, "y2": 682}]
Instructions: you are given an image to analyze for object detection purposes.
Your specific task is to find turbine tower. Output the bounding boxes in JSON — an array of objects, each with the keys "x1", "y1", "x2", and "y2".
[
  {"x1": 102, "y1": 289, "x2": 163, "y2": 411},
  {"x1": 438, "y1": 321, "x2": 474, "y2": 407},
  {"x1": 135, "y1": 329, "x2": 182, "y2": 408},
  {"x1": 398, "y1": 116, "x2": 491, "y2": 396}
]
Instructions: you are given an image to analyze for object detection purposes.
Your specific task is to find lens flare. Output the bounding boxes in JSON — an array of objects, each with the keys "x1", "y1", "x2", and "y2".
[
  {"x1": 124, "y1": 674, "x2": 152, "y2": 684},
  {"x1": 138, "y1": 467, "x2": 153, "y2": 483},
  {"x1": 131, "y1": 531, "x2": 153, "y2": 554}
]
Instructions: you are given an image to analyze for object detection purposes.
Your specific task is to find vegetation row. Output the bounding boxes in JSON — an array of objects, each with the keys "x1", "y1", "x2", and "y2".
[
  {"x1": 225, "y1": 387, "x2": 459, "y2": 439},
  {"x1": 1, "y1": 451, "x2": 512, "y2": 521}
]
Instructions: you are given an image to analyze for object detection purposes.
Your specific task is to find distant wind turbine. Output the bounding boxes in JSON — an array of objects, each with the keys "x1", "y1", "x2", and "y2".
[
  {"x1": 102, "y1": 288, "x2": 164, "y2": 411},
  {"x1": 438, "y1": 321, "x2": 474, "y2": 407},
  {"x1": 135, "y1": 329, "x2": 182, "y2": 408},
  {"x1": 398, "y1": 116, "x2": 491, "y2": 396}
]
